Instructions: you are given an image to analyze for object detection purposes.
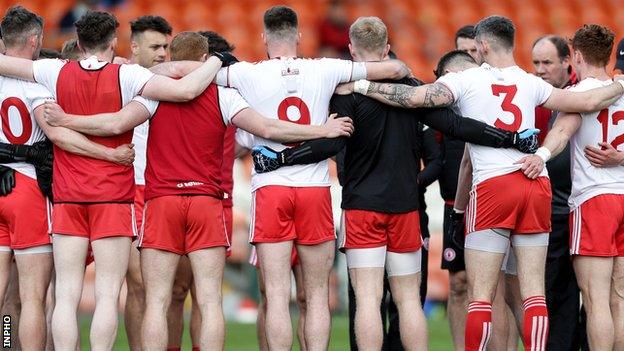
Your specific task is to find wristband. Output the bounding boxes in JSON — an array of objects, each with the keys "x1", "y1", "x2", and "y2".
[
  {"x1": 535, "y1": 146, "x2": 551, "y2": 163},
  {"x1": 353, "y1": 79, "x2": 371, "y2": 95}
]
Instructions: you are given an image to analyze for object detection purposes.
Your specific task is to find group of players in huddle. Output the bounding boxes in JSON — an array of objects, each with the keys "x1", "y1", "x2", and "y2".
[{"x1": 0, "y1": 3, "x2": 622, "y2": 351}]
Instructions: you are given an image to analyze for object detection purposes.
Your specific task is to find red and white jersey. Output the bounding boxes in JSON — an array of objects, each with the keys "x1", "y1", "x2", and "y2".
[
  {"x1": 132, "y1": 121, "x2": 148, "y2": 185},
  {"x1": 0, "y1": 76, "x2": 52, "y2": 179},
  {"x1": 32, "y1": 56, "x2": 155, "y2": 203},
  {"x1": 216, "y1": 57, "x2": 366, "y2": 191},
  {"x1": 567, "y1": 78, "x2": 624, "y2": 209},
  {"x1": 437, "y1": 63, "x2": 553, "y2": 185},
  {"x1": 142, "y1": 85, "x2": 249, "y2": 201}
]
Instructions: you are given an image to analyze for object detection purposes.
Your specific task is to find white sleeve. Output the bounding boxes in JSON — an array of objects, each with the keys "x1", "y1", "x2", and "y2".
[
  {"x1": 32, "y1": 59, "x2": 66, "y2": 98},
  {"x1": 27, "y1": 82, "x2": 54, "y2": 110},
  {"x1": 435, "y1": 71, "x2": 463, "y2": 102},
  {"x1": 132, "y1": 96, "x2": 159, "y2": 118},
  {"x1": 215, "y1": 62, "x2": 252, "y2": 89},
  {"x1": 235, "y1": 128, "x2": 255, "y2": 149},
  {"x1": 532, "y1": 74, "x2": 555, "y2": 105},
  {"x1": 217, "y1": 86, "x2": 250, "y2": 125},
  {"x1": 119, "y1": 64, "x2": 156, "y2": 104},
  {"x1": 320, "y1": 58, "x2": 366, "y2": 84}
]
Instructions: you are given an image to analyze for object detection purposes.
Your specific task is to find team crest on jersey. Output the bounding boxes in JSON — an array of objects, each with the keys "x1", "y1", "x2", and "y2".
[{"x1": 444, "y1": 248, "x2": 456, "y2": 262}]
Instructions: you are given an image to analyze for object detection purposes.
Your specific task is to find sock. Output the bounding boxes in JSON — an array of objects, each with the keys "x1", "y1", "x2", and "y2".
[
  {"x1": 465, "y1": 301, "x2": 492, "y2": 351},
  {"x1": 522, "y1": 295, "x2": 549, "y2": 351}
]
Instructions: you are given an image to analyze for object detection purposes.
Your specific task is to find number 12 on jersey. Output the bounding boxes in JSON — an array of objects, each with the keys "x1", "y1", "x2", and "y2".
[{"x1": 597, "y1": 109, "x2": 624, "y2": 149}]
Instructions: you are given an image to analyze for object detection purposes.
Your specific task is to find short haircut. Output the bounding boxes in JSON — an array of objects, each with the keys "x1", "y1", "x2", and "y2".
[
  {"x1": 571, "y1": 24, "x2": 614, "y2": 67},
  {"x1": 75, "y1": 11, "x2": 119, "y2": 53},
  {"x1": 61, "y1": 38, "x2": 81, "y2": 60},
  {"x1": 434, "y1": 50, "x2": 476, "y2": 78},
  {"x1": 349, "y1": 17, "x2": 388, "y2": 54},
  {"x1": 455, "y1": 25, "x2": 475, "y2": 43},
  {"x1": 39, "y1": 48, "x2": 61, "y2": 59},
  {"x1": 130, "y1": 15, "x2": 172, "y2": 39},
  {"x1": 0, "y1": 6, "x2": 43, "y2": 48},
  {"x1": 474, "y1": 16, "x2": 514, "y2": 50},
  {"x1": 198, "y1": 31, "x2": 235, "y2": 54},
  {"x1": 170, "y1": 31, "x2": 209, "y2": 61},
  {"x1": 533, "y1": 35, "x2": 570, "y2": 62},
  {"x1": 263, "y1": 6, "x2": 298, "y2": 42}
]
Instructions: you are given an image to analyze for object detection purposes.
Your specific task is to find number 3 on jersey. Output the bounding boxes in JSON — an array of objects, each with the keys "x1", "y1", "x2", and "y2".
[
  {"x1": 597, "y1": 109, "x2": 624, "y2": 149},
  {"x1": 277, "y1": 97, "x2": 311, "y2": 147},
  {"x1": 492, "y1": 84, "x2": 522, "y2": 132},
  {"x1": 0, "y1": 97, "x2": 32, "y2": 145}
]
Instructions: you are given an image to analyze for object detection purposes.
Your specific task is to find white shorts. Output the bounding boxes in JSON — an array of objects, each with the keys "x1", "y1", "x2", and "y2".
[{"x1": 345, "y1": 246, "x2": 422, "y2": 277}]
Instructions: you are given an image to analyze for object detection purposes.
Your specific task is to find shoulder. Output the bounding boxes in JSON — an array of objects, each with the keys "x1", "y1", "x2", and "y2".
[{"x1": 567, "y1": 78, "x2": 606, "y2": 92}]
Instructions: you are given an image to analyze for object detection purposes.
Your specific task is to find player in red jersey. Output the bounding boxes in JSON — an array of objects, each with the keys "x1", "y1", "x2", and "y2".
[
  {"x1": 42, "y1": 31, "x2": 352, "y2": 351},
  {"x1": 518, "y1": 25, "x2": 624, "y2": 351},
  {"x1": 337, "y1": 16, "x2": 624, "y2": 351},
  {"x1": 0, "y1": 9, "x2": 225, "y2": 350}
]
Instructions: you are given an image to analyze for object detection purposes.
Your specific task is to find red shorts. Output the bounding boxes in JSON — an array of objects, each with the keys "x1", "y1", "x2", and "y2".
[
  {"x1": 570, "y1": 194, "x2": 624, "y2": 256},
  {"x1": 52, "y1": 203, "x2": 135, "y2": 241},
  {"x1": 0, "y1": 172, "x2": 50, "y2": 249},
  {"x1": 250, "y1": 186, "x2": 335, "y2": 245},
  {"x1": 249, "y1": 245, "x2": 299, "y2": 268},
  {"x1": 134, "y1": 185, "x2": 145, "y2": 234},
  {"x1": 139, "y1": 195, "x2": 229, "y2": 255},
  {"x1": 465, "y1": 171, "x2": 551, "y2": 235},
  {"x1": 224, "y1": 206, "x2": 233, "y2": 257},
  {"x1": 339, "y1": 209, "x2": 422, "y2": 253}
]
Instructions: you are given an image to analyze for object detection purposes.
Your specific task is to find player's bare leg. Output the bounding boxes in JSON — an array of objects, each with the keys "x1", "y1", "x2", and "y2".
[
  {"x1": 574, "y1": 256, "x2": 614, "y2": 350},
  {"x1": 188, "y1": 247, "x2": 226, "y2": 351},
  {"x1": 255, "y1": 266, "x2": 269, "y2": 351},
  {"x1": 257, "y1": 241, "x2": 294, "y2": 351},
  {"x1": 90, "y1": 237, "x2": 131, "y2": 351},
  {"x1": 124, "y1": 243, "x2": 144, "y2": 351},
  {"x1": 0, "y1": 251, "x2": 13, "y2": 312},
  {"x1": 504, "y1": 274, "x2": 523, "y2": 331},
  {"x1": 349, "y1": 266, "x2": 384, "y2": 351},
  {"x1": 141, "y1": 249, "x2": 180, "y2": 350},
  {"x1": 167, "y1": 257, "x2": 192, "y2": 349},
  {"x1": 51, "y1": 235, "x2": 88, "y2": 350},
  {"x1": 388, "y1": 272, "x2": 427, "y2": 351},
  {"x1": 45, "y1": 270, "x2": 55, "y2": 351},
  {"x1": 447, "y1": 270, "x2": 467, "y2": 350},
  {"x1": 293, "y1": 263, "x2": 307, "y2": 351},
  {"x1": 15, "y1": 249, "x2": 53, "y2": 350},
  {"x1": 514, "y1": 241, "x2": 548, "y2": 351},
  {"x1": 297, "y1": 241, "x2": 334, "y2": 351},
  {"x1": 612, "y1": 257, "x2": 624, "y2": 350},
  {"x1": 189, "y1": 282, "x2": 201, "y2": 349},
  {"x1": 489, "y1": 272, "x2": 510, "y2": 351}
]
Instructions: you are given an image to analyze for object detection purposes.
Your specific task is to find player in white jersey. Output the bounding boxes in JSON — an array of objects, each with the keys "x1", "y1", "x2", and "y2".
[
  {"x1": 518, "y1": 25, "x2": 624, "y2": 351},
  {"x1": 0, "y1": 6, "x2": 140, "y2": 349},
  {"x1": 213, "y1": 6, "x2": 410, "y2": 350},
  {"x1": 336, "y1": 16, "x2": 624, "y2": 351}
]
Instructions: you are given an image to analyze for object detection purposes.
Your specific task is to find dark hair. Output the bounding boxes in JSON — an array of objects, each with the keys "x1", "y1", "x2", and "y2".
[
  {"x1": 263, "y1": 6, "x2": 298, "y2": 33},
  {"x1": 455, "y1": 25, "x2": 475, "y2": 43},
  {"x1": 434, "y1": 50, "x2": 476, "y2": 78},
  {"x1": 61, "y1": 39, "x2": 81, "y2": 60},
  {"x1": 571, "y1": 24, "x2": 614, "y2": 67},
  {"x1": 75, "y1": 11, "x2": 119, "y2": 52},
  {"x1": 38, "y1": 48, "x2": 61, "y2": 59},
  {"x1": 0, "y1": 6, "x2": 43, "y2": 48},
  {"x1": 533, "y1": 35, "x2": 570, "y2": 62},
  {"x1": 130, "y1": 15, "x2": 172, "y2": 39},
  {"x1": 475, "y1": 16, "x2": 514, "y2": 50},
  {"x1": 198, "y1": 31, "x2": 235, "y2": 54}
]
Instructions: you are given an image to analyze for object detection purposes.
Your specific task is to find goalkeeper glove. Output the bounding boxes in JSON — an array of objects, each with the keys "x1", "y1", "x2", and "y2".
[
  {"x1": 251, "y1": 146, "x2": 294, "y2": 173},
  {"x1": 212, "y1": 52, "x2": 239, "y2": 67},
  {"x1": 0, "y1": 165, "x2": 15, "y2": 196},
  {"x1": 484, "y1": 126, "x2": 540, "y2": 154},
  {"x1": 448, "y1": 209, "x2": 466, "y2": 248}
]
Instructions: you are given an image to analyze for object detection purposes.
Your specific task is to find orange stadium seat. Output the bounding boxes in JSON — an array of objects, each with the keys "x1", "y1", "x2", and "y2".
[{"x1": 181, "y1": 2, "x2": 212, "y2": 31}]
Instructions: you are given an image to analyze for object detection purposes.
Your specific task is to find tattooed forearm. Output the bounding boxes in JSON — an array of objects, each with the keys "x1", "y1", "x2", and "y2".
[
  {"x1": 423, "y1": 83, "x2": 453, "y2": 107},
  {"x1": 366, "y1": 82, "x2": 418, "y2": 108}
]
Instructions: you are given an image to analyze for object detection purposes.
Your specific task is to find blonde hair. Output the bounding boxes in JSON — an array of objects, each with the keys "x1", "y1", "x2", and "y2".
[{"x1": 349, "y1": 17, "x2": 388, "y2": 54}]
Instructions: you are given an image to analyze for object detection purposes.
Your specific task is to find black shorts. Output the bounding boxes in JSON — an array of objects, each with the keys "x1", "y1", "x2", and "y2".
[{"x1": 441, "y1": 203, "x2": 465, "y2": 272}]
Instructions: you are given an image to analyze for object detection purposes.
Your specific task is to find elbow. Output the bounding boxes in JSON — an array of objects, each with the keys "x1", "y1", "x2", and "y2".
[
  {"x1": 178, "y1": 88, "x2": 199, "y2": 102},
  {"x1": 585, "y1": 97, "x2": 603, "y2": 112},
  {"x1": 260, "y1": 125, "x2": 277, "y2": 140}
]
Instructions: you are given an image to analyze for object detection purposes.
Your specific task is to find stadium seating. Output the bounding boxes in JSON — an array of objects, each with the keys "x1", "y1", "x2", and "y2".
[{"x1": 3, "y1": 0, "x2": 622, "y2": 80}]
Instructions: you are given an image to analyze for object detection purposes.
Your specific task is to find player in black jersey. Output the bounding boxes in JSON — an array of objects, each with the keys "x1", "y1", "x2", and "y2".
[{"x1": 251, "y1": 17, "x2": 538, "y2": 350}]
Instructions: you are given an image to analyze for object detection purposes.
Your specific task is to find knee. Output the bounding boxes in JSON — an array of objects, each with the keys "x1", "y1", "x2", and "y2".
[
  {"x1": 171, "y1": 281, "x2": 191, "y2": 305},
  {"x1": 449, "y1": 272, "x2": 468, "y2": 298}
]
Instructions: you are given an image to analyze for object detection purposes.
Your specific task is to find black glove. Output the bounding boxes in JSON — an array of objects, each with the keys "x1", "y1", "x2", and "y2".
[
  {"x1": 0, "y1": 165, "x2": 15, "y2": 196},
  {"x1": 484, "y1": 126, "x2": 540, "y2": 154},
  {"x1": 448, "y1": 209, "x2": 465, "y2": 248},
  {"x1": 252, "y1": 146, "x2": 295, "y2": 173},
  {"x1": 212, "y1": 52, "x2": 238, "y2": 67},
  {"x1": 34, "y1": 162, "x2": 53, "y2": 201},
  {"x1": 0, "y1": 140, "x2": 53, "y2": 166}
]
